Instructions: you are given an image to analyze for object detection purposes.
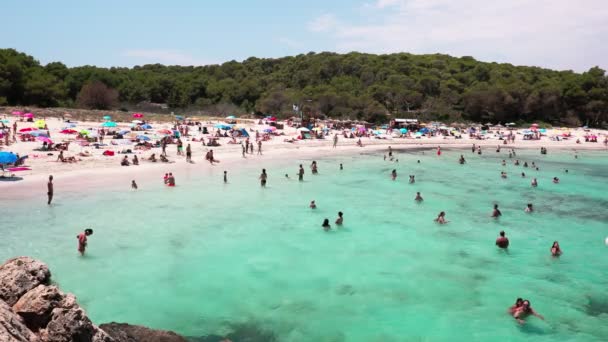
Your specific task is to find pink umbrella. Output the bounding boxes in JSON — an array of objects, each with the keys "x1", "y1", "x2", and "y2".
[
  {"x1": 60, "y1": 129, "x2": 78, "y2": 134},
  {"x1": 19, "y1": 128, "x2": 35, "y2": 132},
  {"x1": 37, "y1": 136, "x2": 53, "y2": 145},
  {"x1": 12, "y1": 111, "x2": 23, "y2": 116},
  {"x1": 24, "y1": 113, "x2": 34, "y2": 118},
  {"x1": 133, "y1": 113, "x2": 144, "y2": 118}
]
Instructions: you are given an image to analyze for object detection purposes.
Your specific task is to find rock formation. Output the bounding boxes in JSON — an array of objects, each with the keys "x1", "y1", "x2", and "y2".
[{"x1": 0, "y1": 257, "x2": 188, "y2": 342}]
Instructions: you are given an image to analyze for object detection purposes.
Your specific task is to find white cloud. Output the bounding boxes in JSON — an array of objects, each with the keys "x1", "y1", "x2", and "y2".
[
  {"x1": 311, "y1": 0, "x2": 608, "y2": 71},
  {"x1": 122, "y1": 49, "x2": 215, "y2": 66},
  {"x1": 307, "y1": 14, "x2": 338, "y2": 32}
]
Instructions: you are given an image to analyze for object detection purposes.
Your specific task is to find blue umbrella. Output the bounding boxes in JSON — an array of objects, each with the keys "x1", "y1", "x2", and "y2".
[
  {"x1": 136, "y1": 135, "x2": 151, "y2": 141},
  {"x1": 0, "y1": 152, "x2": 18, "y2": 164},
  {"x1": 29, "y1": 130, "x2": 49, "y2": 137},
  {"x1": 214, "y1": 123, "x2": 233, "y2": 130},
  {"x1": 419, "y1": 128, "x2": 429, "y2": 133},
  {"x1": 226, "y1": 115, "x2": 236, "y2": 119},
  {"x1": 140, "y1": 124, "x2": 152, "y2": 129},
  {"x1": 101, "y1": 121, "x2": 117, "y2": 127},
  {"x1": 400, "y1": 128, "x2": 408, "y2": 134},
  {"x1": 118, "y1": 129, "x2": 131, "y2": 135},
  {"x1": 175, "y1": 115, "x2": 184, "y2": 121}
]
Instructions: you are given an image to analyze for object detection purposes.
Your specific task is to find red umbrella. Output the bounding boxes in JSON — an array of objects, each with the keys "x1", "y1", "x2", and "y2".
[
  {"x1": 60, "y1": 129, "x2": 78, "y2": 134},
  {"x1": 19, "y1": 127, "x2": 35, "y2": 132},
  {"x1": 37, "y1": 136, "x2": 53, "y2": 144},
  {"x1": 133, "y1": 113, "x2": 144, "y2": 118}
]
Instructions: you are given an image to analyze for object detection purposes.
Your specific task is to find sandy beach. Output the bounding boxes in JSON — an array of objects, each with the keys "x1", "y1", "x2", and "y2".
[{"x1": 1, "y1": 115, "x2": 607, "y2": 199}]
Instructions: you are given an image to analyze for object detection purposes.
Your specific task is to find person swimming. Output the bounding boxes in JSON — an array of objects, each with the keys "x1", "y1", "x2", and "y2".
[
  {"x1": 335, "y1": 211, "x2": 343, "y2": 225},
  {"x1": 415, "y1": 192, "x2": 423, "y2": 202},
  {"x1": 501, "y1": 171, "x2": 507, "y2": 179},
  {"x1": 459, "y1": 155, "x2": 466, "y2": 164},
  {"x1": 525, "y1": 203, "x2": 534, "y2": 212},
  {"x1": 514, "y1": 160, "x2": 520, "y2": 166},
  {"x1": 513, "y1": 300, "x2": 544, "y2": 324},
  {"x1": 508, "y1": 298, "x2": 523, "y2": 314},
  {"x1": 521, "y1": 172, "x2": 526, "y2": 177},
  {"x1": 492, "y1": 204, "x2": 502, "y2": 218},
  {"x1": 531, "y1": 178, "x2": 538, "y2": 187},
  {"x1": 310, "y1": 200, "x2": 316, "y2": 209},
  {"x1": 496, "y1": 230, "x2": 509, "y2": 248},
  {"x1": 551, "y1": 241, "x2": 562, "y2": 256},
  {"x1": 322, "y1": 218, "x2": 331, "y2": 231},
  {"x1": 434, "y1": 211, "x2": 448, "y2": 224},
  {"x1": 409, "y1": 175, "x2": 415, "y2": 183},
  {"x1": 391, "y1": 169, "x2": 397, "y2": 180},
  {"x1": 553, "y1": 177, "x2": 559, "y2": 183}
]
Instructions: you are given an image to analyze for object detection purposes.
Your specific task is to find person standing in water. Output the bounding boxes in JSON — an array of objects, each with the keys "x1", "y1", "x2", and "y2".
[
  {"x1": 437, "y1": 146, "x2": 441, "y2": 156},
  {"x1": 531, "y1": 178, "x2": 538, "y2": 187},
  {"x1": 339, "y1": 163, "x2": 343, "y2": 170},
  {"x1": 131, "y1": 180, "x2": 138, "y2": 190},
  {"x1": 492, "y1": 204, "x2": 502, "y2": 218},
  {"x1": 322, "y1": 218, "x2": 331, "y2": 231},
  {"x1": 409, "y1": 175, "x2": 415, "y2": 183},
  {"x1": 335, "y1": 212, "x2": 343, "y2": 225},
  {"x1": 391, "y1": 169, "x2": 397, "y2": 180},
  {"x1": 496, "y1": 231, "x2": 509, "y2": 248},
  {"x1": 298, "y1": 164, "x2": 304, "y2": 181},
  {"x1": 459, "y1": 155, "x2": 466, "y2": 164},
  {"x1": 551, "y1": 241, "x2": 562, "y2": 256},
  {"x1": 223, "y1": 171, "x2": 228, "y2": 183},
  {"x1": 47, "y1": 175, "x2": 54, "y2": 205},
  {"x1": 259, "y1": 169, "x2": 267, "y2": 187},
  {"x1": 309, "y1": 200, "x2": 316, "y2": 209},
  {"x1": 434, "y1": 211, "x2": 448, "y2": 224},
  {"x1": 311, "y1": 161, "x2": 318, "y2": 174},
  {"x1": 415, "y1": 192, "x2": 423, "y2": 202},
  {"x1": 77, "y1": 228, "x2": 94, "y2": 256},
  {"x1": 388, "y1": 146, "x2": 393, "y2": 158}
]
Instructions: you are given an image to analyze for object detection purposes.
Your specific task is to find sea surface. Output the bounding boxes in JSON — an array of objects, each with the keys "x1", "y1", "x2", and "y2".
[{"x1": 1, "y1": 148, "x2": 608, "y2": 341}]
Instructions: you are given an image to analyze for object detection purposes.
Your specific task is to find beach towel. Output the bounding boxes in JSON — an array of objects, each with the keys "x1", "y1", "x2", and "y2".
[{"x1": 103, "y1": 150, "x2": 115, "y2": 156}]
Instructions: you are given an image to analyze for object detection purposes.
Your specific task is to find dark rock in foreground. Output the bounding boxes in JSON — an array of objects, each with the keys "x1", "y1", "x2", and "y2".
[{"x1": 0, "y1": 257, "x2": 188, "y2": 342}]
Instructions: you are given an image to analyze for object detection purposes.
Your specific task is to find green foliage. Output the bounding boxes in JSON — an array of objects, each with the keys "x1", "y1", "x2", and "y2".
[{"x1": 0, "y1": 49, "x2": 607, "y2": 125}]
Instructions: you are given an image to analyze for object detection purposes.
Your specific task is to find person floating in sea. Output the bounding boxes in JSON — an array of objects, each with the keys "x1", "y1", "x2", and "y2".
[
  {"x1": 415, "y1": 192, "x2": 423, "y2": 202},
  {"x1": 47, "y1": 175, "x2": 54, "y2": 205},
  {"x1": 322, "y1": 218, "x2": 331, "y2": 231},
  {"x1": 492, "y1": 204, "x2": 502, "y2": 218},
  {"x1": 434, "y1": 211, "x2": 448, "y2": 224},
  {"x1": 298, "y1": 164, "x2": 304, "y2": 181},
  {"x1": 409, "y1": 175, "x2": 415, "y2": 184},
  {"x1": 525, "y1": 203, "x2": 534, "y2": 212},
  {"x1": 131, "y1": 180, "x2": 138, "y2": 190},
  {"x1": 335, "y1": 212, "x2": 343, "y2": 225},
  {"x1": 551, "y1": 241, "x2": 562, "y2": 257},
  {"x1": 391, "y1": 169, "x2": 397, "y2": 180},
  {"x1": 531, "y1": 178, "x2": 538, "y2": 187},
  {"x1": 224, "y1": 171, "x2": 228, "y2": 183},
  {"x1": 260, "y1": 169, "x2": 267, "y2": 187},
  {"x1": 459, "y1": 155, "x2": 466, "y2": 164},
  {"x1": 512, "y1": 300, "x2": 544, "y2": 324},
  {"x1": 310, "y1": 200, "x2": 316, "y2": 209},
  {"x1": 77, "y1": 228, "x2": 94, "y2": 256},
  {"x1": 501, "y1": 171, "x2": 507, "y2": 179},
  {"x1": 496, "y1": 230, "x2": 509, "y2": 248}
]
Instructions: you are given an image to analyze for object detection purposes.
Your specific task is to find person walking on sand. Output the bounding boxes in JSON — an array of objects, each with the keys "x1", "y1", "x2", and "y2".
[
  {"x1": 259, "y1": 169, "x2": 267, "y2": 187},
  {"x1": 257, "y1": 140, "x2": 262, "y2": 155},
  {"x1": 333, "y1": 134, "x2": 338, "y2": 148},
  {"x1": 47, "y1": 175, "x2": 54, "y2": 205},
  {"x1": 177, "y1": 138, "x2": 183, "y2": 156},
  {"x1": 77, "y1": 228, "x2": 93, "y2": 256},
  {"x1": 186, "y1": 144, "x2": 192, "y2": 162},
  {"x1": 241, "y1": 143, "x2": 246, "y2": 158},
  {"x1": 298, "y1": 164, "x2": 304, "y2": 181},
  {"x1": 131, "y1": 180, "x2": 138, "y2": 190},
  {"x1": 161, "y1": 139, "x2": 167, "y2": 157}
]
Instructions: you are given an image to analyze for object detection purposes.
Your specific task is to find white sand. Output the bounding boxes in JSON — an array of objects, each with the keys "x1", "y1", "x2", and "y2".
[{"x1": 1, "y1": 116, "x2": 606, "y2": 199}]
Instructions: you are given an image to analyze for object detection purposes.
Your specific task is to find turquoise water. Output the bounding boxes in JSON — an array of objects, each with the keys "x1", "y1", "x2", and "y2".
[{"x1": 1, "y1": 148, "x2": 608, "y2": 341}]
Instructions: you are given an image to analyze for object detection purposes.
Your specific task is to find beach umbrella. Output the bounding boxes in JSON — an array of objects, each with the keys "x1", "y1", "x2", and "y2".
[
  {"x1": 24, "y1": 113, "x2": 34, "y2": 118},
  {"x1": 19, "y1": 128, "x2": 35, "y2": 133},
  {"x1": 103, "y1": 115, "x2": 112, "y2": 120},
  {"x1": 37, "y1": 136, "x2": 53, "y2": 145},
  {"x1": 226, "y1": 115, "x2": 236, "y2": 119},
  {"x1": 34, "y1": 120, "x2": 46, "y2": 129},
  {"x1": 400, "y1": 128, "x2": 408, "y2": 134},
  {"x1": 297, "y1": 127, "x2": 310, "y2": 132},
  {"x1": 1, "y1": 119, "x2": 10, "y2": 124},
  {"x1": 136, "y1": 135, "x2": 151, "y2": 141},
  {"x1": 214, "y1": 123, "x2": 233, "y2": 130},
  {"x1": 140, "y1": 124, "x2": 152, "y2": 129},
  {"x1": 80, "y1": 129, "x2": 90, "y2": 136},
  {"x1": 175, "y1": 115, "x2": 184, "y2": 121},
  {"x1": 11, "y1": 111, "x2": 23, "y2": 116},
  {"x1": 0, "y1": 152, "x2": 18, "y2": 164},
  {"x1": 29, "y1": 130, "x2": 49, "y2": 137},
  {"x1": 118, "y1": 129, "x2": 131, "y2": 135},
  {"x1": 133, "y1": 113, "x2": 143, "y2": 118},
  {"x1": 132, "y1": 120, "x2": 143, "y2": 124},
  {"x1": 101, "y1": 121, "x2": 117, "y2": 127},
  {"x1": 60, "y1": 129, "x2": 78, "y2": 134}
]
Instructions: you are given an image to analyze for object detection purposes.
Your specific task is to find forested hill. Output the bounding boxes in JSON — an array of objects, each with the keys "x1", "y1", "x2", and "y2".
[{"x1": 1, "y1": 48, "x2": 607, "y2": 126}]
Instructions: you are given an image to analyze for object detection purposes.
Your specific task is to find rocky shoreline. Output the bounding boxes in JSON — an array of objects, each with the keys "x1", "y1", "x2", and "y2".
[{"x1": 0, "y1": 257, "x2": 187, "y2": 342}]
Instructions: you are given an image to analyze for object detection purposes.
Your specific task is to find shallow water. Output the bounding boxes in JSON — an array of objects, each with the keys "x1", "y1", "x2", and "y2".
[{"x1": 2, "y1": 148, "x2": 608, "y2": 341}]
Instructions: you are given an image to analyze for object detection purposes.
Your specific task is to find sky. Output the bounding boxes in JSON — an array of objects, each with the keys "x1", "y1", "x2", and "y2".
[{"x1": 2, "y1": 0, "x2": 607, "y2": 72}]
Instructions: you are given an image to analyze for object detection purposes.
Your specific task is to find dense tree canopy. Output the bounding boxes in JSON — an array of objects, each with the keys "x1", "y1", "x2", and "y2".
[{"x1": 1, "y1": 48, "x2": 607, "y2": 126}]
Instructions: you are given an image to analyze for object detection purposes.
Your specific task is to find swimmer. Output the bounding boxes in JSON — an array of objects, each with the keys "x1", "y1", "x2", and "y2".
[
  {"x1": 459, "y1": 155, "x2": 466, "y2": 164},
  {"x1": 525, "y1": 203, "x2": 534, "y2": 212},
  {"x1": 495, "y1": 230, "x2": 509, "y2": 248},
  {"x1": 409, "y1": 175, "x2": 415, "y2": 184},
  {"x1": 322, "y1": 218, "x2": 331, "y2": 231},
  {"x1": 513, "y1": 300, "x2": 544, "y2": 324},
  {"x1": 434, "y1": 211, "x2": 448, "y2": 224},
  {"x1": 501, "y1": 171, "x2": 507, "y2": 179},
  {"x1": 310, "y1": 200, "x2": 316, "y2": 209},
  {"x1": 492, "y1": 204, "x2": 502, "y2": 218},
  {"x1": 259, "y1": 169, "x2": 267, "y2": 187},
  {"x1": 531, "y1": 178, "x2": 538, "y2": 187},
  {"x1": 224, "y1": 171, "x2": 228, "y2": 183},
  {"x1": 415, "y1": 192, "x2": 423, "y2": 202},
  {"x1": 501, "y1": 160, "x2": 506, "y2": 166},
  {"x1": 508, "y1": 298, "x2": 524, "y2": 314},
  {"x1": 131, "y1": 180, "x2": 138, "y2": 190},
  {"x1": 335, "y1": 211, "x2": 343, "y2": 225},
  {"x1": 565, "y1": 169, "x2": 568, "y2": 173},
  {"x1": 77, "y1": 228, "x2": 93, "y2": 256},
  {"x1": 340, "y1": 163, "x2": 343, "y2": 170},
  {"x1": 551, "y1": 241, "x2": 562, "y2": 257},
  {"x1": 285, "y1": 174, "x2": 289, "y2": 179},
  {"x1": 311, "y1": 161, "x2": 318, "y2": 174},
  {"x1": 417, "y1": 160, "x2": 420, "y2": 164},
  {"x1": 391, "y1": 169, "x2": 397, "y2": 180},
  {"x1": 523, "y1": 162, "x2": 528, "y2": 168},
  {"x1": 521, "y1": 172, "x2": 526, "y2": 178},
  {"x1": 553, "y1": 177, "x2": 559, "y2": 184},
  {"x1": 514, "y1": 160, "x2": 520, "y2": 166},
  {"x1": 298, "y1": 164, "x2": 304, "y2": 181}
]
